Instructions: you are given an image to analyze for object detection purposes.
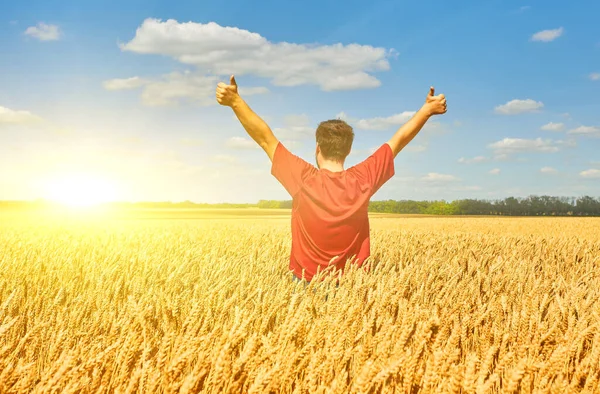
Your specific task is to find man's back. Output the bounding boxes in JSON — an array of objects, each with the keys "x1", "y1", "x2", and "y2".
[
  {"x1": 271, "y1": 142, "x2": 395, "y2": 281},
  {"x1": 216, "y1": 77, "x2": 446, "y2": 280}
]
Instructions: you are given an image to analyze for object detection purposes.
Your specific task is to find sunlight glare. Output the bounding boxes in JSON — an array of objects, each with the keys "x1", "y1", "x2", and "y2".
[{"x1": 44, "y1": 173, "x2": 119, "y2": 208}]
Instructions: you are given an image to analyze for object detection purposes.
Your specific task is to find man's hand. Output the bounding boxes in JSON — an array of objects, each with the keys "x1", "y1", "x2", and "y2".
[
  {"x1": 216, "y1": 75, "x2": 240, "y2": 107},
  {"x1": 385, "y1": 86, "x2": 446, "y2": 157},
  {"x1": 423, "y1": 86, "x2": 447, "y2": 116},
  {"x1": 218, "y1": 75, "x2": 279, "y2": 161}
]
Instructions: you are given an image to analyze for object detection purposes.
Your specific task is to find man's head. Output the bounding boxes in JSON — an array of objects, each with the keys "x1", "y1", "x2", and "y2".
[{"x1": 315, "y1": 119, "x2": 354, "y2": 168}]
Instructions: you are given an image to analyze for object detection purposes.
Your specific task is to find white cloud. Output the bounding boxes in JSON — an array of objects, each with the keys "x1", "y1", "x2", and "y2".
[
  {"x1": 421, "y1": 173, "x2": 460, "y2": 182},
  {"x1": 356, "y1": 112, "x2": 416, "y2": 130},
  {"x1": 580, "y1": 169, "x2": 600, "y2": 179},
  {"x1": 238, "y1": 86, "x2": 270, "y2": 95},
  {"x1": 104, "y1": 71, "x2": 268, "y2": 106},
  {"x1": 0, "y1": 106, "x2": 43, "y2": 124},
  {"x1": 336, "y1": 110, "x2": 415, "y2": 130},
  {"x1": 531, "y1": 27, "x2": 564, "y2": 42},
  {"x1": 274, "y1": 126, "x2": 314, "y2": 141},
  {"x1": 554, "y1": 139, "x2": 577, "y2": 148},
  {"x1": 103, "y1": 76, "x2": 148, "y2": 90},
  {"x1": 338, "y1": 110, "x2": 446, "y2": 155},
  {"x1": 567, "y1": 126, "x2": 600, "y2": 137},
  {"x1": 273, "y1": 113, "x2": 314, "y2": 141},
  {"x1": 589, "y1": 73, "x2": 600, "y2": 81},
  {"x1": 284, "y1": 114, "x2": 310, "y2": 127},
  {"x1": 540, "y1": 122, "x2": 564, "y2": 131},
  {"x1": 119, "y1": 18, "x2": 395, "y2": 92},
  {"x1": 489, "y1": 168, "x2": 501, "y2": 175},
  {"x1": 336, "y1": 111, "x2": 350, "y2": 121},
  {"x1": 225, "y1": 136, "x2": 259, "y2": 150},
  {"x1": 488, "y1": 138, "x2": 560, "y2": 154},
  {"x1": 24, "y1": 23, "x2": 61, "y2": 41},
  {"x1": 142, "y1": 72, "x2": 217, "y2": 106},
  {"x1": 540, "y1": 167, "x2": 557, "y2": 174},
  {"x1": 458, "y1": 156, "x2": 487, "y2": 164},
  {"x1": 494, "y1": 99, "x2": 543, "y2": 115}
]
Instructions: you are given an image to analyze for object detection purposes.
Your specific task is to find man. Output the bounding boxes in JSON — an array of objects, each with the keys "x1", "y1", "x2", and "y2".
[{"x1": 217, "y1": 76, "x2": 447, "y2": 283}]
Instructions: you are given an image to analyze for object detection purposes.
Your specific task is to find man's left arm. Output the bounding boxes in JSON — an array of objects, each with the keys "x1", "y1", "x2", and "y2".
[{"x1": 217, "y1": 75, "x2": 279, "y2": 161}]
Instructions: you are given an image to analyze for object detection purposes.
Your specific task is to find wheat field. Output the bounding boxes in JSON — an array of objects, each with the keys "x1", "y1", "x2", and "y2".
[{"x1": 0, "y1": 210, "x2": 599, "y2": 393}]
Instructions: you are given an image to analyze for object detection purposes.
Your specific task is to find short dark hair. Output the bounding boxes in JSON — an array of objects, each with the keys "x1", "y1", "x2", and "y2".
[{"x1": 315, "y1": 119, "x2": 354, "y2": 162}]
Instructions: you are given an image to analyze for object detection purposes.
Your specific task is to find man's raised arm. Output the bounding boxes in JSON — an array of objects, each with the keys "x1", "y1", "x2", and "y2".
[
  {"x1": 386, "y1": 87, "x2": 447, "y2": 157},
  {"x1": 216, "y1": 75, "x2": 279, "y2": 161}
]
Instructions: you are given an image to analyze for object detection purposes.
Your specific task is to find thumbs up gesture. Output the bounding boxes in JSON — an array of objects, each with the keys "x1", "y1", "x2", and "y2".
[
  {"x1": 424, "y1": 86, "x2": 447, "y2": 116},
  {"x1": 216, "y1": 75, "x2": 240, "y2": 107}
]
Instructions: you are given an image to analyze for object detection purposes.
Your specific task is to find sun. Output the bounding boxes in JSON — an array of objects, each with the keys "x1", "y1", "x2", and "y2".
[{"x1": 44, "y1": 173, "x2": 119, "y2": 208}]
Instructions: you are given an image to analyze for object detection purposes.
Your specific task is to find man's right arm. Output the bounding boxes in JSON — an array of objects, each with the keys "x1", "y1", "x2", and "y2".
[
  {"x1": 217, "y1": 75, "x2": 279, "y2": 161},
  {"x1": 386, "y1": 87, "x2": 447, "y2": 157}
]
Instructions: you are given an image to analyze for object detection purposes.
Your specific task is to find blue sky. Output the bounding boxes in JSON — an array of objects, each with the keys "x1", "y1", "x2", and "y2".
[{"x1": 1, "y1": 0, "x2": 599, "y2": 203}]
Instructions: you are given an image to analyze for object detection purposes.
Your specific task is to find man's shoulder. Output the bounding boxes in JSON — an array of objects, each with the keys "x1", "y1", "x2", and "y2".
[{"x1": 347, "y1": 144, "x2": 392, "y2": 169}]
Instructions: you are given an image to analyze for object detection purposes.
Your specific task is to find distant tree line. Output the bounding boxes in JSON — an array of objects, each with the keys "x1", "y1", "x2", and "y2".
[
  {"x1": 259, "y1": 196, "x2": 600, "y2": 216},
  {"x1": 2, "y1": 196, "x2": 600, "y2": 216},
  {"x1": 257, "y1": 200, "x2": 293, "y2": 209}
]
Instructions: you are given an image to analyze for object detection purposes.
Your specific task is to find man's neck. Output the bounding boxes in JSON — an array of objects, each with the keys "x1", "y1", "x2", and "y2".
[{"x1": 319, "y1": 160, "x2": 345, "y2": 172}]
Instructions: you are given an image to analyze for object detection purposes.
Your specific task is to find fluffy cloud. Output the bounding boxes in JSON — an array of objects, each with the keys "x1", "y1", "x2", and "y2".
[
  {"x1": 580, "y1": 169, "x2": 600, "y2": 179},
  {"x1": 489, "y1": 168, "x2": 501, "y2": 175},
  {"x1": 494, "y1": 99, "x2": 543, "y2": 115},
  {"x1": 103, "y1": 71, "x2": 268, "y2": 106},
  {"x1": 488, "y1": 138, "x2": 560, "y2": 154},
  {"x1": 118, "y1": 18, "x2": 395, "y2": 92},
  {"x1": 103, "y1": 76, "x2": 148, "y2": 90},
  {"x1": 139, "y1": 72, "x2": 218, "y2": 106},
  {"x1": 337, "y1": 110, "x2": 424, "y2": 131},
  {"x1": 540, "y1": 122, "x2": 564, "y2": 131},
  {"x1": 24, "y1": 23, "x2": 61, "y2": 41},
  {"x1": 337, "y1": 110, "x2": 446, "y2": 154},
  {"x1": 589, "y1": 73, "x2": 600, "y2": 81},
  {"x1": 0, "y1": 106, "x2": 43, "y2": 124},
  {"x1": 225, "y1": 136, "x2": 260, "y2": 150},
  {"x1": 273, "y1": 114, "x2": 314, "y2": 141},
  {"x1": 540, "y1": 167, "x2": 557, "y2": 174},
  {"x1": 554, "y1": 139, "x2": 577, "y2": 148},
  {"x1": 421, "y1": 173, "x2": 460, "y2": 182},
  {"x1": 458, "y1": 156, "x2": 487, "y2": 164},
  {"x1": 530, "y1": 27, "x2": 564, "y2": 42},
  {"x1": 567, "y1": 126, "x2": 600, "y2": 137},
  {"x1": 238, "y1": 86, "x2": 270, "y2": 95},
  {"x1": 337, "y1": 111, "x2": 415, "y2": 130}
]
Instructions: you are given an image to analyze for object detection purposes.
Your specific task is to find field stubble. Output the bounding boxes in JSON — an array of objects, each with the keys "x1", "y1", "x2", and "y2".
[{"x1": 0, "y1": 211, "x2": 599, "y2": 393}]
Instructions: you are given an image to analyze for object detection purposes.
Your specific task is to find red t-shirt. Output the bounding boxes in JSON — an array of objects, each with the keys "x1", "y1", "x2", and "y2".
[{"x1": 271, "y1": 142, "x2": 395, "y2": 282}]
